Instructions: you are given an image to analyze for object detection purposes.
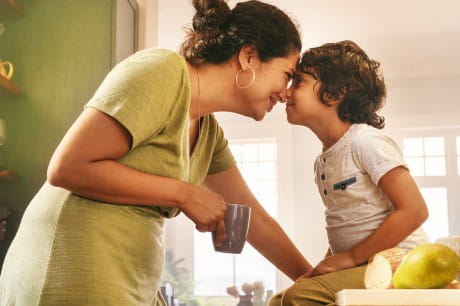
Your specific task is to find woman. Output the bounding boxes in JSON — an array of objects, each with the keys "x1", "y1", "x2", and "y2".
[{"x1": 0, "y1": 0, "x2": 312, "y2": 305}]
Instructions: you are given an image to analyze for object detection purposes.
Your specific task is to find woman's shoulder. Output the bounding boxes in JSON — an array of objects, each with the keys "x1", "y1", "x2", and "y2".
[
  {"x1": 121, "y1": 48, "x2": 185, "y2": 71},
  {"x1": 104, "y1": 48, "x2": 188, "y2": 95},
  {"x1": 132, "y1": 48, "x2": 182, "y2": 61}
]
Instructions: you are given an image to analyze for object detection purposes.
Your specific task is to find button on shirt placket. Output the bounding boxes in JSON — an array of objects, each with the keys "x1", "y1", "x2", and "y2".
[{"x1": 322, "y1": 158, "x2": 328, "y2": 197}]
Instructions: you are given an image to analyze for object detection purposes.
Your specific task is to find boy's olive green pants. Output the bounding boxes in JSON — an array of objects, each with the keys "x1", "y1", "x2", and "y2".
[{"x1": 269, "y1": 265, "x2": 367, "y2": 306}]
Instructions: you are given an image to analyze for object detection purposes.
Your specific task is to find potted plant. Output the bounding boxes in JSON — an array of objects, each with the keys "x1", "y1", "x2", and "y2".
[
  {"x1": 227, "y1": 281, "x2": 273, "y2": 306},
  {"x1": 161, "y1": 249, "x2": 199, "y2": 306}
]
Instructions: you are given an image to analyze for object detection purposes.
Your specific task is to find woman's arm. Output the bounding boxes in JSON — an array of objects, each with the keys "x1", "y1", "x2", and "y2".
[
  {"x1": 47, "y1": 108, "x2": 227, "y2": 236},
  {"x1": 311, "y1": 166, "x2": 428, "y2": 276},
  {"x1": 205, "y1": 166, "x2": 312, "y2": 281}
]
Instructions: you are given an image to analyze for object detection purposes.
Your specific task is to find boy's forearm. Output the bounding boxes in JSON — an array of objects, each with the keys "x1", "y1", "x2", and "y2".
[
  {"x1": 350, "y1": 208, "x2": 426, "y2": 264},
  {"x1": 350, "y1": 167, "x2": 429, "y2": 265}
]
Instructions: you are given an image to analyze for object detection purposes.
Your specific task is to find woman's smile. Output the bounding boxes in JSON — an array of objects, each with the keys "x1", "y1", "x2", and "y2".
[{"x1": 268, "y1": 95, "x2": 278, "y2": 112}]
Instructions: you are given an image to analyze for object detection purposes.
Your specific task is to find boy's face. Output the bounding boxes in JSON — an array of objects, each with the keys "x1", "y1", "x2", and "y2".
[{"x1": 285, "y1": 72, "x2": 326, "y2": 126}]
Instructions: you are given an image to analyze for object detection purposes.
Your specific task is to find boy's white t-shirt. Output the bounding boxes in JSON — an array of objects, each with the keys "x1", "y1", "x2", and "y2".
[{"x1": 314, "y1": 123, "x2": 428, "y2": 254}]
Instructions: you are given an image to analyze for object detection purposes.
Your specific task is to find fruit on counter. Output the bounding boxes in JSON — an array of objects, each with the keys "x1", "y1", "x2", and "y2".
[
  {"x1": 446, "y1": 280, "x2": 460, "y2": 289},
  {"x1": 392, "y1": 243, "x2": 460, "y2": 289},
  {"x1": 364, "y1": 248, "x2": 410, "y2": 289}
]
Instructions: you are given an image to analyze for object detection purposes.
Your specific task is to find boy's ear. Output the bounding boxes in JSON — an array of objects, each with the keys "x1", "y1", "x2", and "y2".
[
  {"x1": 325, "y1": 88, "x2": 346, "y2": 107},
  {"x1": 238, "y1": 45, "x2": 260, "y2": 71},
  {"x1": 325, "y1": 96, "x2": 343, "y2": 107}
]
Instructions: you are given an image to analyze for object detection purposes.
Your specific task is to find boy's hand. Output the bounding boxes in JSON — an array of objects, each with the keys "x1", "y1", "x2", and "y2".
[{"x1": 311, "y1": 251, "x2": 357, "y2": 276}]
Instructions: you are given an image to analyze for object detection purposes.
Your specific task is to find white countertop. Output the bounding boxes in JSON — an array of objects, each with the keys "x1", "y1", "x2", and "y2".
[{"x1": 336, "y1": 289, "x2": 460, "y2": 305}]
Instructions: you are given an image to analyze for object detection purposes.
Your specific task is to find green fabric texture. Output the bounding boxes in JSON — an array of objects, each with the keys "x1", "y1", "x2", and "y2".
[
  {"x1": 0, "y1": 48, "x2": 236, "y2": 305},
  {"x1": 86, "y1": 48, "x2": 235, "y2": 217}
]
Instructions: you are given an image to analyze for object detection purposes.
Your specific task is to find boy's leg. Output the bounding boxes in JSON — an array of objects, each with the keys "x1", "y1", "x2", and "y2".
[
  {"x1": 268, "y1": 290, "x2": 284, "y2": 306},
  {"x1": 269, "y1": 265, "x2": 366, "y2": 306}
]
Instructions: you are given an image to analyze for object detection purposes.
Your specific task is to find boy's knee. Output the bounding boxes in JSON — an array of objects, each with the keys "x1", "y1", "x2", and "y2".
[
  {"x1": 268, "y1": 290, "x2": 283, "y2": 306},
  {"x1": 281, "y1": 281, "x2": 309, "y2": 305},
  {"x1": 280, "y1": 278, "x2": 334, "y2": 306}
]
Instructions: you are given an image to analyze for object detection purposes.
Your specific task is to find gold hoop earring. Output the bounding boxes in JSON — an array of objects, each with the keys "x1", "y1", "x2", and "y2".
[{"x1": 235, "y1": 66, "x2": 256, "y2": 89}]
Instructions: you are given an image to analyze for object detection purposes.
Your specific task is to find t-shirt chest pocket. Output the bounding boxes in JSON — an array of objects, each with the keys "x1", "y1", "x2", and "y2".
[
  {"x1": 327, "y1": 171, "x2": 363, "y2": 208},
  {"x1": 333, "y1": 176, "x2": 357, "y2": 191}
]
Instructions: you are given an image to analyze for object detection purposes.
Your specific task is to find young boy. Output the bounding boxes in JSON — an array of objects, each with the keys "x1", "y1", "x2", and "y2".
[{"x1": 286, "y1": 40, "x2": 429, "y2": 277}]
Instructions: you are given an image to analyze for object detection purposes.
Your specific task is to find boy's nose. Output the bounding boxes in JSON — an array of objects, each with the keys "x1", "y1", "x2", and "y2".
[{"x1": 286, "y1": 86, "x2": 293, "y2": 99}]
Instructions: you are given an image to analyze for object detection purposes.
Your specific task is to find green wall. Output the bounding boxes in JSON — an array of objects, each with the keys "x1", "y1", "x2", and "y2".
[{"x1": 0, "y1": 0, "x2": 118, "y2": 265}]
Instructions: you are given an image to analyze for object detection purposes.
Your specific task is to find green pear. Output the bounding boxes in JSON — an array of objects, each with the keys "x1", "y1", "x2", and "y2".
[{"x1": 393, "y1": 243, "x2": 460, "y2": 289}]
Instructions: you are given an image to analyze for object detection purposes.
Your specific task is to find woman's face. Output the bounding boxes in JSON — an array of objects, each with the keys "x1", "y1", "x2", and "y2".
[
  {"x1": 240, "y1": 51, "x2": 299, "y2": 121},
  {"x1": 285, "y1": 72, "x2": 326, "y2": 126}
]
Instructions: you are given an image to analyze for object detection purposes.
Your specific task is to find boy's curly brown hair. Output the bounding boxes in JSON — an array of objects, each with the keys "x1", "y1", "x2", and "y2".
[{"x1": 299, "y1": 40, "x2": 386, "y2": 129}]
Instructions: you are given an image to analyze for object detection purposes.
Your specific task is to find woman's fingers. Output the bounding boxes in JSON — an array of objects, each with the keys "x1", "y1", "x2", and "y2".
[
  {"x1": 195, "y1": 222, "x2": 218, "y2": 233},
  {"x1": 195, "y1": 224, "x2": 206, "y2": 232},
  {"x1": 213, "y1": 219, "x2": 227, "y2": 246},
  {"x1": 195, "y1": 223, "x2": 209, "y2": 232},
  {"x1": 311, "y1": 263, "x2": 339, "y2": 277},
  {"x1": 181, "y1": 184, "x2": 228, "y2": 234}
]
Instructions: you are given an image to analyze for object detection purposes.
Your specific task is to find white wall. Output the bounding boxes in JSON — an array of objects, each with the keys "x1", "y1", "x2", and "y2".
[
  {"x1": 137, "y1": 0, "x2": 158, "y2": 49},
  {"x1": 385, "y1": 77, "x2": 460, "y2": 127},
  {"x1": 146, "y1": 0, "x2": 460, "y2": 293}
]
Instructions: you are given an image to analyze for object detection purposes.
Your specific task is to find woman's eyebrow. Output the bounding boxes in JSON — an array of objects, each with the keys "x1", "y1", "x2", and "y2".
[{"x1": 286, "y1": 68, "x2": 295, "y2": 78}]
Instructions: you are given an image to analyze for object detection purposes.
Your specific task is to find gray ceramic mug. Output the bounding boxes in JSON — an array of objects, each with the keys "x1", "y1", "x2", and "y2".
[{"x1": 212, "y1": 203, "x2": 251, "y2": 254}]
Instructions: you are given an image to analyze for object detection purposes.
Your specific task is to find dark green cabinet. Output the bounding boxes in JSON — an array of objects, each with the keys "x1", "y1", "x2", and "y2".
[{"x1": 0, "y1": 0, "x2": 138, "y2": 266}]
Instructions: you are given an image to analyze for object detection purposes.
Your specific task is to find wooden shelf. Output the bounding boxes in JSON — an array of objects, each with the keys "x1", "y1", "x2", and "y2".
[
  {"x1": 5, "y1": 0, "x2": 22, "y2": 15},
  {"x1": 0, "y1": 73, "x2": 21, "y2": 95}
]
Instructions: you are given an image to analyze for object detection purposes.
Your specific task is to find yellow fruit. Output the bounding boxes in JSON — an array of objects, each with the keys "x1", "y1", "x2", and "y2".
[{"x1": 393, "y1": 243, "x2": 460, "y2": 289}]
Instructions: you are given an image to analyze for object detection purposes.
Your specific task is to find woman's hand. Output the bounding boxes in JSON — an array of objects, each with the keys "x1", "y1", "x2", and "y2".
[
  {"x1": 179, "y1": 184, "x2": 228, "y2": 244},
  {"x1": 311, "y1": 251, "x2": 357, "y2": 276}
]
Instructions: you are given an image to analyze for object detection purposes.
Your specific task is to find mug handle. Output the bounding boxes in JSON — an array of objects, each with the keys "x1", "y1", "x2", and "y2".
[{"x1": 1, "y1": 61, "x2": 14, "y2": 80}]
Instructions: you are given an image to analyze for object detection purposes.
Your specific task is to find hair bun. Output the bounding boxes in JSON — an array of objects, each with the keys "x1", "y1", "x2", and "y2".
[
  {"x1": 192, "y1": 0, "x2": 231, "y2": 32},
  {"x1": 181, "y1": 0, "x2": 301, "y2": 65}
]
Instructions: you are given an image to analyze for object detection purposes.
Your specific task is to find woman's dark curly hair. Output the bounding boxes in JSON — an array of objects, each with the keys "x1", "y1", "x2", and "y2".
[
  {"x1": 299, "y1": 40, "x2": 386, "y2": 129},
  {"x1": 180, "y1": 0, "x2": 301, "y2": 64}
]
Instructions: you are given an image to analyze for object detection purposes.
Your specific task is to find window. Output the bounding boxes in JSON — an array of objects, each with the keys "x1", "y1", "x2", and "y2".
[
  {"x1": 403, "y1": 137, "x2": 445, "y2": 176},
  {"x1": 401, "y1": 128, "x2": 460, "y2": 242},
  {"x1": 419, "y1": 187, "x2": 449, "y2": 241},
  {"x1": 193, "y1": 140, "x2": 278, "y2": 296},
  {"x1": 457, "y1": 136, "x2": 460, "y2": 175}
]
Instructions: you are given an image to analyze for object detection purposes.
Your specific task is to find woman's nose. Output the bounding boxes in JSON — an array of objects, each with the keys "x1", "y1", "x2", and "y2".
[
  {"x1": 279, "y1": 87, "x2": 290, "y2": 103},
  {"x1": 279, "y1": 92, "x2": 286, "y2": 103}
]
